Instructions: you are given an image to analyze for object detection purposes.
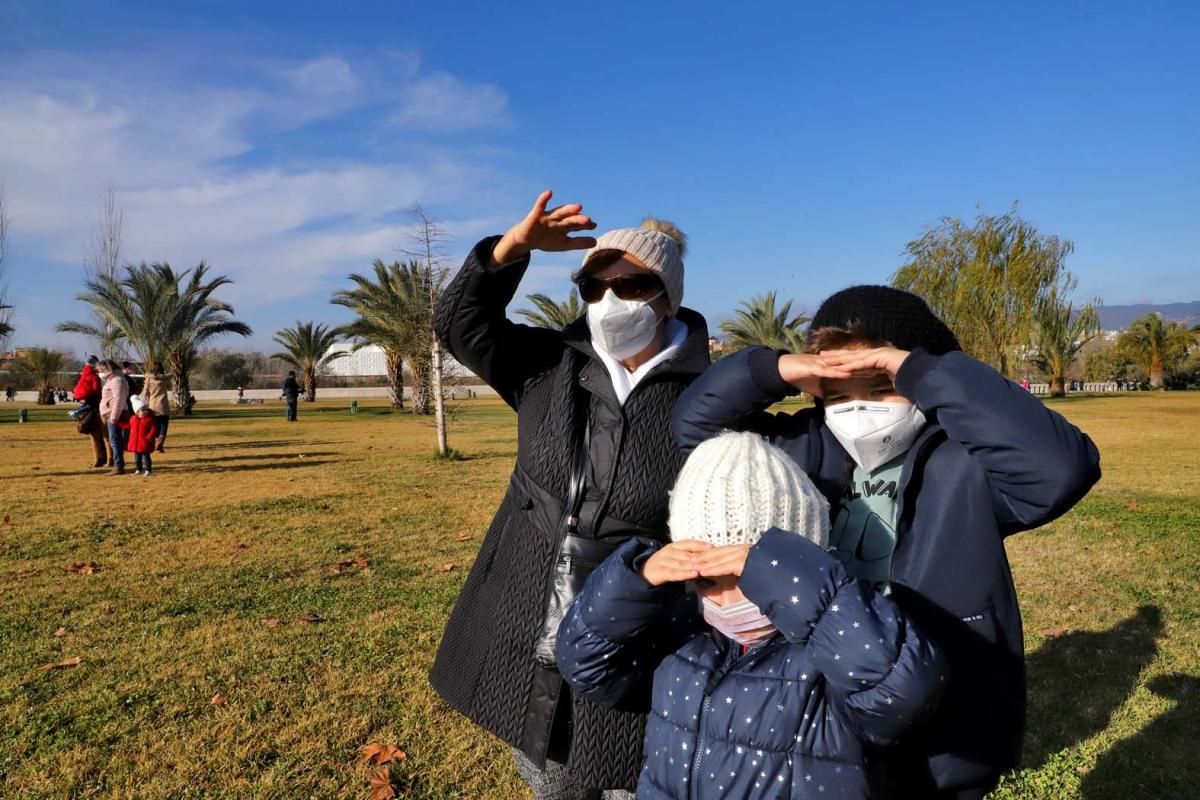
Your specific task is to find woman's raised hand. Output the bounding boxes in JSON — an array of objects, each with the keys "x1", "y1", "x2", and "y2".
[{"x1": 491, "y1": 190, "x2": 598, "y2": 265}]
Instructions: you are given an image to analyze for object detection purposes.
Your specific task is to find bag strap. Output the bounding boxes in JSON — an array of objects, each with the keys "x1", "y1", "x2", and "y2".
[{"x1": 564, "y1": 380, "x2": 592, "y2": 536}]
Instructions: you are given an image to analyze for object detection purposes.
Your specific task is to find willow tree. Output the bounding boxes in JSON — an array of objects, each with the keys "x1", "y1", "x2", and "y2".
[
  {"x1": 720, "y1": 291, "x2": 809, "y2": 352},
  {"x1": 893, "y1": 206, "x2": 1073, "y2": 377},
  {"x1": 272, "y1": 321, "x2": 346, "y2": 401},
  {"x1": 332, "y1": 259, "x2": 438, "y2": 412},
  {"x1": 517, "y1": 292, "x2": 584, "y2": 331},
  {"x1": 1118, "y1": 313, "x2": 1195, "y2": 389},
  {"x1": 1032, "y1": 297, "x2": 1100, "y2": 396},
  {"x1": 58, "y1": 262, "x2": 251, "y2": 414}
]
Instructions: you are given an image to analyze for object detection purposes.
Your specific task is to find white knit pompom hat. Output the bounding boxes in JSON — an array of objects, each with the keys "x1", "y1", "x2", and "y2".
[
  {"x1": 669, "y1": 431, "x2": 830, "y2": 549},
  {"x1": 574, "y1": 217, "x2": 686, "y2": 315}
]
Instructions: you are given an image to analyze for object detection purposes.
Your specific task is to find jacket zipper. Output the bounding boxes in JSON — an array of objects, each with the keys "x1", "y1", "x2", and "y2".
[
  {"x1": 688, "y1": 694, "x2": 713, "y2": 799},
  {"x1": 688, "y1": 638, "x2": 764, "y2": 799}
]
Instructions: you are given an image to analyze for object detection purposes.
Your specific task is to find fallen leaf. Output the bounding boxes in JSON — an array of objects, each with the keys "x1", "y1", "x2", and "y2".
[
  {"x1": 63, "y1": 562, "x2": 101, "y2": 575},
  {"x1": 210, "y1": 692, "x2": 227, "y2": 706},
  {"x1": 329, "y1": 558, "x2": 371, "y2": 575},
  {"x1": 1126, "y1": 502, "x2": 1139, "y2": 511},
  {"x1": 367, "y1": 767, "x2": 396, "y2": 800},
  {"x1": 3, "y1": 514, "x2": 9, "y2": 524},
  {"x1": 236, "y1": 542, "x2": 249, "y2": 549},
  {"x1": 320, "y1": 504, "x2": 330, "y2": 511},
  {"x1": 53, "y1": 626, "x2": 70, "y2": 637},
  {"x1": 438, "y1": 563, "x2": 456, "y2": 572},
  {"x1": 16, "y1": 569, "x2": 37, "y2": 579},
  {"x1": 38, "y1": 656, "x2": 82, "y2": 671},
  {"x1": 31, "y1": 466, "x2": 40, "y2": 470},
  {"x1": 360, "y1": 742, "x2": 408, "y2": 766},
  {"x1": 455, "y1": 534, "x2": 472, "y2": 542},
  {"x1": 296, "y1": 613, "x2": 325, "y2": 624},
  {"x1": 263, "y1": 618, "x2": 287, "y2": 629},
  {"x1": 1040, "y1": 628, "x2": 1067, "y2": 638}
]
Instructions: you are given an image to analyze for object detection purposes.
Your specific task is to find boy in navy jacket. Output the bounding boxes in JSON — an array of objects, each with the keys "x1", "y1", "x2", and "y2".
[
  {"x1": 558, "y1": 431, "x2": 947, "y2": 799},
  {"x1": 672, "y1": 286, "x2": 1102, "y2": 798}
]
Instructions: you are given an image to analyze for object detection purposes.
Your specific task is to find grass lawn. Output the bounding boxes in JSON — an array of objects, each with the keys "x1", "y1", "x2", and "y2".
[{"x1": 1, "y1": 392, "x2": 1197, "y2": 799}]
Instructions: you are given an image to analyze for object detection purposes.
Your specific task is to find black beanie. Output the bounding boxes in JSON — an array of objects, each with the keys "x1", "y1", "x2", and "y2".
[{"x1": 810, "y1": 285, "x2": 961, "y2": 355}]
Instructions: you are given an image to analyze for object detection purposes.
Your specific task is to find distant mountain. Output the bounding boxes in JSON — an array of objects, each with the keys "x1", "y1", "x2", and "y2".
[{"x1": 1099, "y1": 302, "x2": 1200, "y2": 331}]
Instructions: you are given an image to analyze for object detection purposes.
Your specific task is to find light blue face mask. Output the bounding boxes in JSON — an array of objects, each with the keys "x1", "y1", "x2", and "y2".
[{"x1": 700, "y1": 597, "x2": 777, "y2": 647}]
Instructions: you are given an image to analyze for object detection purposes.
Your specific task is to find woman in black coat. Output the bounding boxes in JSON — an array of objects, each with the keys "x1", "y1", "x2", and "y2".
[{"x1": 429, "y1": 191, "x2": 710, "y2": 798}]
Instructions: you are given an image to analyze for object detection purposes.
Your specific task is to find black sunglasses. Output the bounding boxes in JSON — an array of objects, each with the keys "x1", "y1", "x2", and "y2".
[{"x1": 576, "y1": 273, "x2": 665, "y2": 304}]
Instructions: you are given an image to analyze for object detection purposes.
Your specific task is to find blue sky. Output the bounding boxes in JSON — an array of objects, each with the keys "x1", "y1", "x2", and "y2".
[{"x1": 2, "y1": 0, "x2": 1198, "y2": 353}]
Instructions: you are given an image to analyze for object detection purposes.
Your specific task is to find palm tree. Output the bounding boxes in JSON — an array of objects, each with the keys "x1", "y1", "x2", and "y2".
[
  {"x1": 516, "y1": 293, "x2": 584, "y2": 331},
  {"x1": 1117, "y1": 313, "x2": 1195, "y2": 389},
  {"x1": 1032, "y1": 298, "x2": 1100, "y2": 397},
  {"x1": 0, "y1": 304, "x2": 12, "y2": 343},
  {"x1": 720, "y1": 291, "x2": 810, "y2": 352},
  {"x1": 272, "y1": 321, "x2": 347, "y2": 402},
  {"x1": 58, "y1": 262, "x2": 251, "y2": 414},
  {"x1": 332, "y1": 259, "x2": 443, "y2": 413},
  {"x1": 12, "y1": 348, "x2": 69, "y2": 404}
]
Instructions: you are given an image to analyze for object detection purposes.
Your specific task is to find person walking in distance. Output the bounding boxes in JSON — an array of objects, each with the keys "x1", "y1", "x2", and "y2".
[{"x1": 282, "y1": 370, "x2": 301, "y2": 422}]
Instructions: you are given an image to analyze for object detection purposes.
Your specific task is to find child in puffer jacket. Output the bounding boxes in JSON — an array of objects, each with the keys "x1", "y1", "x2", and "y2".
[{"x1": 556, "y1": 431, "x2": 946, "y2": 799}]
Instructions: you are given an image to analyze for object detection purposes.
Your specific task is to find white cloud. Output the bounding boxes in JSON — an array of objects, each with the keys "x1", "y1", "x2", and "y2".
[
  {"x1": 0, "y1": 47, "x2": 519, "y2": 347},
  {"x1": 389, "y1": 72, "x2": 509, "y2": 130}
]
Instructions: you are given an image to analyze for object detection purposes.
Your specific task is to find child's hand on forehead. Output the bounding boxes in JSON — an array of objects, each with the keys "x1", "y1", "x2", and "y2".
[
  {"x1": 818, "y1": 346, "x2": 910, "y2": 380},
  {"x1": 641, "y1": 540, "x2": 712, "y2": 587},
  {"x1": 696, "y1": 544, "x2": 752, "y2": 578}
]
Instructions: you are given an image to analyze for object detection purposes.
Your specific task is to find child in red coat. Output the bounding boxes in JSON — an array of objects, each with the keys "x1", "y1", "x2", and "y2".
[{"x1": 127, "y1": 396, "x2": 158, "y2": 477}]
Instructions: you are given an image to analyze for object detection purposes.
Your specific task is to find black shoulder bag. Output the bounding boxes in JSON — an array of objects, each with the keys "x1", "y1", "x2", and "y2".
[{"x1": 533, "y1": 387, "x2": 622, "y2": 669}]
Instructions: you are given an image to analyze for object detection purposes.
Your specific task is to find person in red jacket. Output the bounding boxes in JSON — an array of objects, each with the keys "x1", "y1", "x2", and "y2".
[
  {"x1": 127, "y1": 396, "x2": 158, "y2": 477},
  {"x1": 72, "y1": 355, "x2": 110, "y2": 468}
]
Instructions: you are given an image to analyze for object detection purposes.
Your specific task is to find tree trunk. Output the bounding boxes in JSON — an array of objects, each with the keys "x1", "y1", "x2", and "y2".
[
  {"x1": 1150, "y1": 354, "x2": 1164, "y2": 389},
  {"x1": 174, "y1": 373, "x2": 192, "y2": 416},
  {"x1": 409, "y1": 358, "x2": 431, "y2": 415},
  {"x1": 1050, "y1": 375, "x2": 1066, "y2": 397},
  {"x1": 37, "y1": 386, "x2": 54, "y2": 404},
  {"x1": 386, "y1": 352, "x2": 404, "y2": 410},
  {"x1": 432, "y1": 337, "x2": 448, "y2": 454},
  {"x1": 305, "y1": 368, "x2": 317, "y2": 402}
]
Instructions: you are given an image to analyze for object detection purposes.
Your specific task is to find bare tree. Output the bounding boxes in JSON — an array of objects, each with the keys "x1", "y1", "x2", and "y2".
[
  {"x1": 402, "y1": 204, "x2": 453, "y2": 456},
  {"x1": 83, "y1": 185, "x2": 126, "y2": 358},
  {"x1": 0, "y1": 183, "x2": 11, "y2": 346}
]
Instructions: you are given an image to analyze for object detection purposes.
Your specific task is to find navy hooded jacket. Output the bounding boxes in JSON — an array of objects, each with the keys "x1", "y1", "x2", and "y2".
[
  {"x1": 557, "y1": 530, "x2": 947, "y2": 799},
  {"x1": 671, "y1": 347, "x2": 1102, "y2": 795}
]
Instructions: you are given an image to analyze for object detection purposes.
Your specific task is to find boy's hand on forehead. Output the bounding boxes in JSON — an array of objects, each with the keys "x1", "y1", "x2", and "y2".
[
  {"x1": 695, "y1": 544, "x2": 752, "y2": 578},
  {"x1": 818, "y1": 347, "x2": 910, "y2": 381},
  {"x1": 778, "y1": 353, "x2": 855, "y2": 397},
  {"x1": 641, "y1": 540, "x2": 712, "y2": 587}
]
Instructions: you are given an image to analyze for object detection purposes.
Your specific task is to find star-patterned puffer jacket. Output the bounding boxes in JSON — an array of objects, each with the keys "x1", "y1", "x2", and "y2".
[{"x1": 557, "y1": 529, "x2": 947, "y2": 799}]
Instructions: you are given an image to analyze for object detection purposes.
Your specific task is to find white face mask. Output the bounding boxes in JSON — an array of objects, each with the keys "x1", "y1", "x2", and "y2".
[
  {"x1": 700, "y1": 597, "x2": 777, "y2": 647},
  {"x1": 824, "y1": 401, "x2": 927, "y2": 473},
  {"x1": 586, "y1": 289, "x2": 664, "y2": 361}
]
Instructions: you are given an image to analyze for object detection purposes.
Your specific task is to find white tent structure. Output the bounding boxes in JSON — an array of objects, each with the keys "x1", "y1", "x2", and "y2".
[{"x1": 322, "y1": 343, "x2": 471, "y2": 379}]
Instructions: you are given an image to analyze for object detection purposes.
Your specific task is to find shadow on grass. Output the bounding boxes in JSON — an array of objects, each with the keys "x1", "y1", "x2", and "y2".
[
  {"x1": 1082, "y1": 672, "x2": 1200, "y2": 799},
  {"x1": 161, "y1": 459, "x2": 340, "y2": 474},
  {"x1": 184, "y1": 451, "x2": 340, "y2": 465},
  {"x1": 1023, "y1": 605, "x2": 1163, "y2": 771},
  {"x1": 168, "y1": 439, "x2": 341, "y2": 451}
]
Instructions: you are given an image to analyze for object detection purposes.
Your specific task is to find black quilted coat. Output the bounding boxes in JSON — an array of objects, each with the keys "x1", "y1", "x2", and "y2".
[{"x1": 428, "y1": 236, "x2": 710, "y2": 790}]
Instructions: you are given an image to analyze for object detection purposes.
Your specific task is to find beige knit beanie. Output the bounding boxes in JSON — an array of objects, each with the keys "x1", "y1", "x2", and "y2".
[
  {"x1": 668, "y1": 431, "x2": 830, "y2": 548},
  {"x1": 575, "y1": 217, "x2": 686, "y2": 315}
]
